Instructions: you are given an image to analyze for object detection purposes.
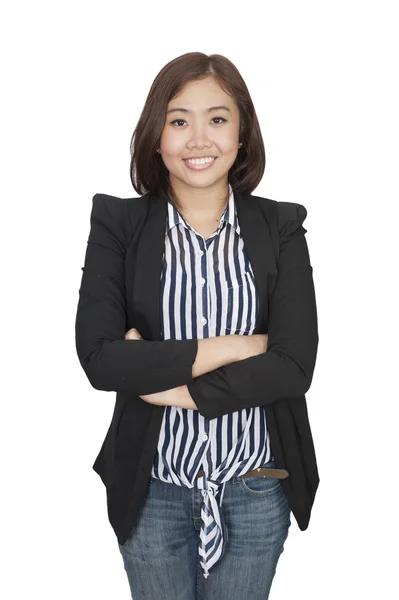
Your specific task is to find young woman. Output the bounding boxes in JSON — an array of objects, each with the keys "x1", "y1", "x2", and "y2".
[{"x1": 75, "y1": 52, "x2": 319, "y2": 599}]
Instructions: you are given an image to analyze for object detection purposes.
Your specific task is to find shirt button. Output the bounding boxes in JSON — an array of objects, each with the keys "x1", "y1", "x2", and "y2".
[
  {"x1": 200, "y1": 278, "x2": 206, "y2": 286},
  {"x1": 201, "y1": 317, "x2": 207, "y2": 326},
  {"x1": 203, "y1": 434, "x2": 208, "y2": 441},
  {"x1": 199, "y1": 250, "x2": 204, "y2": 256}
]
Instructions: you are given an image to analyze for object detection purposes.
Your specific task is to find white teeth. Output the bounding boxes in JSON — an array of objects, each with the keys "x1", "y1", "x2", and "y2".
[{"x1": 185, "y1": 157, "x2": 215, "y2": 165}]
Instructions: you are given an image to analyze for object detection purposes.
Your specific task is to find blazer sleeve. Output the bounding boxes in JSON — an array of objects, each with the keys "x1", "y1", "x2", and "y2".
[
  {"x1": 75, "y1": 193, "x2": 198, "y2": 394},
  {"x1": 186, "y1": 202, "x2": 319, "y2": 420}
]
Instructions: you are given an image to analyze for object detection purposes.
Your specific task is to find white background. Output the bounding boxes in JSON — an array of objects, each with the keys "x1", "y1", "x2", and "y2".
[{"x1": 1, "y1": 1, "x2": 398, "y2": 598}]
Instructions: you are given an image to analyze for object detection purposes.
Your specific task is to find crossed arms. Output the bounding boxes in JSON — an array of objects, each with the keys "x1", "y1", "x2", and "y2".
[{"x1": 75, "y1": 194, "x2": 318, "y2": 421}]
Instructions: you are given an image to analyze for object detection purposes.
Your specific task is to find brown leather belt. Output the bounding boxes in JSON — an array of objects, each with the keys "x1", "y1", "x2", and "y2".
[{"x1": 195, "y1": 466, "x2": 289, "y2": 480}]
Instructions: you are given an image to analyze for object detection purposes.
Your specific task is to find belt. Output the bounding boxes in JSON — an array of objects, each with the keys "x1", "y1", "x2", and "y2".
[{"x1": 195, "y1": 466, "x2": 289, "y2": 480}]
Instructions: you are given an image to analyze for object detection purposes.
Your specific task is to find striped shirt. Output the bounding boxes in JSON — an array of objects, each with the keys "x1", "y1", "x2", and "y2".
[{"x1": 150, "y1": 183, "x2": 273, "y2": 579}]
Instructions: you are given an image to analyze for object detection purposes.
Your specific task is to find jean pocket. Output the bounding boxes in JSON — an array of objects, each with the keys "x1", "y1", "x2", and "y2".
[{"x1": 239, "y1": 460, "x2": 282, "y2": 496}]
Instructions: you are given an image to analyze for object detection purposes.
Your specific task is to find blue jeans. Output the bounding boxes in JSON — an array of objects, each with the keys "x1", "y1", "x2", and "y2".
[{"x1": 118, "y1": 459, "x2": 291, "y2": 599}]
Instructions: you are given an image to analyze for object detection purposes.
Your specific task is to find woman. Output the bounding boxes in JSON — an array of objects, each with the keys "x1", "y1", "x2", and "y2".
[{"x1": 75, "y1": 52, "x2": 319, "y2": 599}]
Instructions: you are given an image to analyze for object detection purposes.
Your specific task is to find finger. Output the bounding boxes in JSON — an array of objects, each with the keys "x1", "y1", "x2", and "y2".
[{"x1": 125, "y1": 329, "x2": 143, "y2": 340}]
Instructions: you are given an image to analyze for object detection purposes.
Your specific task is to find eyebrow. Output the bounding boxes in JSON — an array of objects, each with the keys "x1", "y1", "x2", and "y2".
[{"x1": 166, "y1": 105, "x2": 231, "y2": 115}]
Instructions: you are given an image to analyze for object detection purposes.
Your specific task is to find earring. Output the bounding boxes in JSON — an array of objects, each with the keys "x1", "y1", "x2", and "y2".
[{"x1": 156, "y1": 148, "x2": 161, "y2": 153}]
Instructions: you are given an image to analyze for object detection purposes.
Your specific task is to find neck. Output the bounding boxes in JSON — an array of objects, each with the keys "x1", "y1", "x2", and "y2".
[{"x1": 171, "y1": 179, "x2": 230, "y2": 221}]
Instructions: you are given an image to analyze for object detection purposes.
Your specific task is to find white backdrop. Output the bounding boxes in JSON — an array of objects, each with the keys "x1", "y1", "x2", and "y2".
[{"x1": 1, "y1": 1, "x2": 398, "y2": 598}]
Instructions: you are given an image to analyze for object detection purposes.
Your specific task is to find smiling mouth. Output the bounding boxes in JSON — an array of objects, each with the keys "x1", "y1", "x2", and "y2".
[{"x1": 183, "y1": 157, "x2": 217, "y2": 170}]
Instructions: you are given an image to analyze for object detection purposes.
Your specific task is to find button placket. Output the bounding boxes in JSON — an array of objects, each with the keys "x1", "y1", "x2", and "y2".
[{"x1": 199, "y1": 241, "x2": 209, "y2": 333}]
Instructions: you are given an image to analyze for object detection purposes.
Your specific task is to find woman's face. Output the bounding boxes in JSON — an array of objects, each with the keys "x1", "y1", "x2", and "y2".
[{"x1": 159, "y1": 76, "x2": 241, "y2": 193}]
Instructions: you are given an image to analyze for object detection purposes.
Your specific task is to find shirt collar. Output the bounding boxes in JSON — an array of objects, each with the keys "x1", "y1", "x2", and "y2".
[{"x1": 165, "y1": 183, "x2": 240, "y2": 235}]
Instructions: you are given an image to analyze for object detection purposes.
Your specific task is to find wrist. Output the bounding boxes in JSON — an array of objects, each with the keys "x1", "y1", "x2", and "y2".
[
  {"x1": 158, "y1": 385, "x2": 197, "y2": 410},
  {"x1": 177, "y1": 385, "x2": 198, "y2": 410}
]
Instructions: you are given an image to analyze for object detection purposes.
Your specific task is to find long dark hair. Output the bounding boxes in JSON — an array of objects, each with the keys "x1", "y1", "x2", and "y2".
[{"x1": 130, "y1": 52, "x2": 266, "y2": 208}]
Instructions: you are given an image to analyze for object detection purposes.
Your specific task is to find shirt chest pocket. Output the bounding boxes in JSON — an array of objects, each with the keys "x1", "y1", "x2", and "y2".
[{"x1": 224, "y1": 270, "x2": 257, "y2": 334}]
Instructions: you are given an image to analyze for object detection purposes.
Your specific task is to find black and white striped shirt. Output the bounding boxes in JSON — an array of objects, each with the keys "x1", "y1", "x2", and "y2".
[{"x1": 150, "y1": 183, "x2": 273, "y2": 579}]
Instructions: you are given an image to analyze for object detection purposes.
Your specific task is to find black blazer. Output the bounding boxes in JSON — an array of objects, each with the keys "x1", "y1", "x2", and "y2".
[{"x1": 75, "y1": 190, "x2": 320, "y2": 545}]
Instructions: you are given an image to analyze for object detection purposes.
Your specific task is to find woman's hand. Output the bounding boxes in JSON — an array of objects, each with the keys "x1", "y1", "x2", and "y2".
[{"x1": 125, "y1": 328, "x2": 143, "y2": 340}]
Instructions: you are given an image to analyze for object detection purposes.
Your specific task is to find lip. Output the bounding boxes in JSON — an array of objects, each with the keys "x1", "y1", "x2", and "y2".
[{"x1": 183, "y1": 157, "x2": 217, "y2": 171}]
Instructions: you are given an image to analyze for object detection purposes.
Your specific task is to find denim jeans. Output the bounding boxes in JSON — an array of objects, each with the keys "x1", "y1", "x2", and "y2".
[{"x1": 118, "y1": 459, "x2": 291, "y2": 599}]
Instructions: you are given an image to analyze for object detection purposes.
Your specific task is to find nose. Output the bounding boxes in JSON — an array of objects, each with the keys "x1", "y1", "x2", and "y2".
[{"x1": 188, "y1": 125, "x2": 212, "y2": 150}]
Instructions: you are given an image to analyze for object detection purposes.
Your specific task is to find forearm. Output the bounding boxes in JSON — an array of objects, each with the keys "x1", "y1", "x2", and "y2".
[
  {"x1": 139, "y1": 336, "x2": 242, "y2": 410},
  {"x1": 187, "y1": 348, "x2": 317, "y2": 419},
  {"x1": 192, "y1": 336, "x2": 239, "y2": 378},
  {"x1": 77, "y1": 335, "x2": 200, "y2": 395},
  {"x1": 141, "y1": 384, "x2": 198, "y2": 410},
  {"x1": 139, "y1": 336, "x2": 240, "y2": 410}
]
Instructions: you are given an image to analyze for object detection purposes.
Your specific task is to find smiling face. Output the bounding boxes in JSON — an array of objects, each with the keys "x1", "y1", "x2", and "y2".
[{"x1": 159, "y1": 76, "x2": 241, "y2": 197}]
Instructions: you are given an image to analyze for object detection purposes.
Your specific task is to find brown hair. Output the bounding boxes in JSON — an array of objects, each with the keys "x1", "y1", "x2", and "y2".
[{"x1": 129, "y1": 52, "x2": 266, "y2": 207}]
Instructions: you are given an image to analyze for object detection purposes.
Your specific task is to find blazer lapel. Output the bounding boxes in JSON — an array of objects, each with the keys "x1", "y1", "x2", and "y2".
[
  {"x1": 132, "y1": 192, "x2": 277, "y2": 341},
  {"x1": 132, "y1": 194, "x2": 167, "y2": 341},
  {"x1": 235, "y1": 193, "x2": 277, "y2": 332}
]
